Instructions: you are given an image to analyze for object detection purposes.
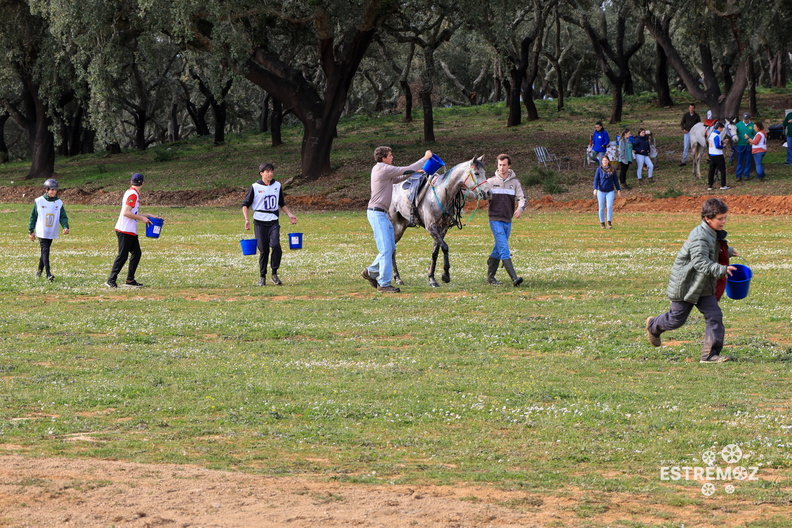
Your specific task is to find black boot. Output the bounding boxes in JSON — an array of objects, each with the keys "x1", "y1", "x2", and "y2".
[
  {"x1": 502, "y1": 258, "x2": 523, "y2": 286},
  {"x1": 486, "y1": 257, "x2": 502, "y2": 285}
]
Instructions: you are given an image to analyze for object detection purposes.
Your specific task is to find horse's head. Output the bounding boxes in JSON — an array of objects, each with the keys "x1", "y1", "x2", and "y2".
[
  {"x1": 462, "y1": 155, "x2": 491, "y2": 200},
  {"x1": 720, "y1": 118, "x2": 738, "y2": 145}
]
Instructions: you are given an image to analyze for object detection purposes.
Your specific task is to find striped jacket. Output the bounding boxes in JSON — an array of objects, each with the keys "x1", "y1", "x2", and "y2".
[{"x1": 487, "y1": 170, "x2": 526, "y2": 222}]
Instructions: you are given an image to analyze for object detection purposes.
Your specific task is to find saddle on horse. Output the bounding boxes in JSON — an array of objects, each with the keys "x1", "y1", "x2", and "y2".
[{"x1": 400, "y1": 172, "x2": 429, "y2": 227}]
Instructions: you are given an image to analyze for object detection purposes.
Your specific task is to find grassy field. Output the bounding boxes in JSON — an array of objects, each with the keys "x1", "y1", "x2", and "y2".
[{"x1": 0, "y1": 204, "x2": 790, "y2": 523}]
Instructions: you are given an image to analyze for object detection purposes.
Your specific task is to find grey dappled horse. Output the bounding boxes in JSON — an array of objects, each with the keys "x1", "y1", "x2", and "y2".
[
  {"x1": 688, "y1": 118, "x2": 738, "y2": 179},
  {"x1": 390, "y1": 156, "x2": 492, "y2": 287}
]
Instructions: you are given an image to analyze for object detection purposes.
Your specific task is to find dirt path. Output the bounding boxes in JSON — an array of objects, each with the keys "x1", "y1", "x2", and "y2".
[
  {"x1": 4, "y1": 185, "x2": 792, "y2": 215},
  {"x1": 1, "y1": 455, "x2": 789, "y2": 527}
]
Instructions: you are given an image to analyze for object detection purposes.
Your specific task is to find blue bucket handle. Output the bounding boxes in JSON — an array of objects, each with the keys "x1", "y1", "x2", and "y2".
[{"x1": 729, "y1": 256, "x2": 753, "y2": 278}]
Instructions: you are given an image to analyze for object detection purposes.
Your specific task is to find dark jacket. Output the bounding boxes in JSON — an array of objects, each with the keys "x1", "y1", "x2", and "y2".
[
  {"x1": 666, "y1": 221, "x2": 731, "y2": 303},
  {"x1": 633, "y1": 135, "x2": 651, "y2": 156},
  {"x1": 593, "y1": 167, "x2": 620, "y2": 193},
  {"x1": 680, "y1": 112, "x2": 701, "y2": 132}
]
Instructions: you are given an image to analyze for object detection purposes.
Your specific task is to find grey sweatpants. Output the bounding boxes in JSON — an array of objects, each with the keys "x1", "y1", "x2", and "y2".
[{"x1": 648, "y1": 295, "x2": 724, "y2": 361}]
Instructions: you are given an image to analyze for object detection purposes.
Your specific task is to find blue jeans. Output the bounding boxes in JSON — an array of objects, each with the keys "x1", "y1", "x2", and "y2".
[
  {"x1": 489, "y1": 220, "x2": 512, "y2": 260},
  {"x1": 596, "y1": 190, "x2": 615, "y2": 222},
  {"x1": 753, "y1": 152, "x2": 765, "y2": 179},
  {"x1": 635, "y1": 154, "x2": 653, "y2": 179},
  {"x1": 787, "y1": 136, "x2": 792, "y2": 164},
  {"x1": 367, "y1": 209, "x2": 395, "y2": 287},
  {"x1": 682, "y1": 133, "x2": 690, "y2": 163},
  {"x1": 735, "y1": 145, "x2": 752, "y2": 179}
]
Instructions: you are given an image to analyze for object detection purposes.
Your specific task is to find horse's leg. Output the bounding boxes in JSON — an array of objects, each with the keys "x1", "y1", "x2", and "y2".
[
  {"x1": 439, "y1": 230, "x2": 451, "y2": 283},
  {"x1": 428, "y1": 239, "x2": 441, "y2": 288},
  {"x1": 392, "y1": 217, "x2": 407, "y2": 286}
]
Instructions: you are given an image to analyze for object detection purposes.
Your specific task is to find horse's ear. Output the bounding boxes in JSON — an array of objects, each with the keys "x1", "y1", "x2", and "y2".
[{"x1": 477, "y1": 155, "x2": 485, "y2": 162}]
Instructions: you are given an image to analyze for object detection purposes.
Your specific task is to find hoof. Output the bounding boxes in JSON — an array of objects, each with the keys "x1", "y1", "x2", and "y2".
[
  {"x1": 395, "y1": 278, "x2": 405, "y2": 286},
  {"x1": 429, "y1": 279, "x2": 440, "y2": 288},
  {"x1": 441, "y1": 274, "x2": 450, "y2": 283}
]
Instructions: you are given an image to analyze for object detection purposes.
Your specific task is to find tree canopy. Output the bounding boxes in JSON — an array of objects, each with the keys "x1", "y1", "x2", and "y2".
[{"x1": 0, "y1": 0, "x2": 788, "y2": 179}]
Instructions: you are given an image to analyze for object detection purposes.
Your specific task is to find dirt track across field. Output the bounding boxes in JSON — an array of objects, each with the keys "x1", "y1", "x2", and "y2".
[
  {"x1": 2, "y1": 455, "x2": 790, "y2": 527},
  {"x1": 3, "y1": 185, "x2": 792, "y2": 215}
]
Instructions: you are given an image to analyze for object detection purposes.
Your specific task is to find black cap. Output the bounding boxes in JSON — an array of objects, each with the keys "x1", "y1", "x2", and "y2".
[{"x1": 131, "y1": 173, "x2": 145, "y2": 185}]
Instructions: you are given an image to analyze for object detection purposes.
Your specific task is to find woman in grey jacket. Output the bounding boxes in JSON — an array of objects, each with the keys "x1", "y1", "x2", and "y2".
[{"x1": 645, "y1": 198, "x2": 738, "y2": 363}]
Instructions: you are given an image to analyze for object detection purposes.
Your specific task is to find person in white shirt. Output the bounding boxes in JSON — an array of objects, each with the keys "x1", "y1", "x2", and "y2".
[
  {"x1": 28, "y1": 178, "x2": 69, "y2": 282},
  {"x1": 242, "y1": 163, "x2": 298, "y2": 286},
  {"x1": 105, "y1": 173, "x2": 161, "y2": 288}
]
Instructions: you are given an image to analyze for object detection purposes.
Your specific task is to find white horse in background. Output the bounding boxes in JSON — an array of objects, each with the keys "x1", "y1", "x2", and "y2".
[{"x1": 688, "y1": 118, "x2": 738, "y2": 179}]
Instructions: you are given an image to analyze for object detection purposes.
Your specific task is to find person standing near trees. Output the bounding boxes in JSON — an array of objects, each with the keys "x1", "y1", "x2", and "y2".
[
  {"x1": 591, "y1": 121, "x2": 610, "y2": 164},
  {"x1": 645, "y1": 198, "x2": 738, "y2": 363},
  {"x1": 242, "y1": 163, "x2": 298, "y2": 286},
  {"x1": 617, "y1": 129, "x2": 634, "y2": 189},
  {"x1": 105, "y1": 173, "x2": 161, "y2": 288},
  {"x1": 707, "y1": 122, "x2": 729, "y2": 191},
  {"x1": 593, "y1": 155, "x2": 621, "y2": 229},
  {"x1": 748, "y1": 121, "x2": 767, "y2": 181},
  {"x1": 735, "y1": 113, "x2": 755, "y2": 181},
  {"x1": 362, "y1": 146, "x2": 432, "y2": 293},
  {"x1": 633, "y1": 129, "x2": 654, "y2": 183},
  {"x1": 782, "y1": 109, "x2": 792, "y2": 165},
  {"x1": 28, "y1": 178, "x2": 69, "y2": 282},
  {"x1": 485, "y1": 154, "x2": 525, "y2": 287},
  {"x1": 680, "y1": 103, "x2": 701, "y2": 166}
]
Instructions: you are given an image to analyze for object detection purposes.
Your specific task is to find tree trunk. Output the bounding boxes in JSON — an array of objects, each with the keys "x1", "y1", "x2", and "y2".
[
  {"x1": 609, "y1": 79, "x2": 624, "y2": 123},
  {"x1": 27, "y1": 110, "x2": 55, "y2": 180},
  {"x1": 212, "y1": 101, "x2": 227, "y2": 145},
  {"x1": 270, "y1": 98, "x2": 283, "y2": 147},
  {"x1": 134, "y1": 110, "x2": 147, "y2": 150},
  {"x1": 300, "y1": 117, "x2": 333, "y2": 179},
  {"x1": 655, "y1": 40, "x2": 673, "y2": 107},
  {"x1": 260, "y1": 93, "x2": 271, "y2": 133},
  {"x1": 170, "y1": 103, "x2": 180, "y2": 142},
  {"x1": 0, "y1": 113, "x2": 9, "y2": 163},
  {"x1": 747, "y1": 59, "x2": 758, "y2": 117},
  {"x1": 507, "y1": 67, "x2": 524, "y2": 127},
  {"x1": 420, "y1": 47, "x2": 436, "y2": 142},
  {"x1": 401, "y1": 80, "x2": 413, "y2": 122}
]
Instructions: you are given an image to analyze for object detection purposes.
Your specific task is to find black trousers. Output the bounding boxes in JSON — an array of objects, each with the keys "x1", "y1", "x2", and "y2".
[
  {"x1": 109, "y1": 231, "x2": 142, "y2": 282},
  {"x1": 254, "y1": 221, "x2": 282, "y2": 277},
  {"x1": 707, "y1": 155, "x2": 726, "y2": 187},
  {"x1": 38, "y1": 238, "x2": 53, "y2": 276},
  {"x1": 619, "y1": 161, "x2": 631, "y2": 185}
]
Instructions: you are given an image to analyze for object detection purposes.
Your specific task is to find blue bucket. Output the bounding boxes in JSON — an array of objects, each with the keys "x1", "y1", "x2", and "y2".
[
  {"x1": 240, "y1": 239, "x2": 257, "y2": 256},
  {"x1": 422, "y1": 154, "x2": 445, "y2": 175},
  {"x1": 145, "y1": 217, "x2": 164, "y2": 238},
  {"x1": 288, "y1": 232, "x2": 303, "y2": 250},
  {"x1": 725, "y1": 264, "x2": 753, "y2": 300}
]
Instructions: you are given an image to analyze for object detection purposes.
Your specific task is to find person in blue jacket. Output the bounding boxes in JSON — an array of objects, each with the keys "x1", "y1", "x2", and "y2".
[
  {"x1": 591, "y1": 121, "x2": 610, "y2": 164},
  {"x1": 593, "y1": 156, "x2": 621, "y2": 229}
]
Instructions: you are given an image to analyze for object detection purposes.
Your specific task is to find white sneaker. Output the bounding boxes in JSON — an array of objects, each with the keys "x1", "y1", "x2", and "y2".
[{"x1": 720, "y1": 186, "x2": 730, "y2": 190}]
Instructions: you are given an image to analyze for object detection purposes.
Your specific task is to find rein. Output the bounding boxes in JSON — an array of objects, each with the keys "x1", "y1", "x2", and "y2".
[{"x1": 429, "y1": 163, "x2": 486, "y2": 230}]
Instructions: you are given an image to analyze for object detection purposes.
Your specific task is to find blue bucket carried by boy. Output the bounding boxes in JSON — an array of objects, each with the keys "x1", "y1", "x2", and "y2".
[
  {"x1": 288, "y1": 232, "x2": 303, "y2": 250},
  {"x1": 422, "y1": 154, "x2": 445, "y2": 175},
  {"x1": 725, "y1": 263, "x2": 753, "y2": 300},
  {"x1": 145, "y1": 217, "x2": 164, "y2": 238},
  {"x1": 240, "y1": 238, "x2": 257, "y2": 256}
]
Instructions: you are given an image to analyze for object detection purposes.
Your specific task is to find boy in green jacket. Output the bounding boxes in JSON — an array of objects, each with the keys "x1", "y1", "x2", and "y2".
[{"x1": 645, "y1": 198, "x2": 738, "y2": 363}]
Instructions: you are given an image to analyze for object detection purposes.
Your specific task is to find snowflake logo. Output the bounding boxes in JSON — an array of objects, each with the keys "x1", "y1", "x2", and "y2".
[
  {"x1": 725, "y1": 484, "x2": 736, "y2": 494},
  {"x1": 702, "y1": 450, "x2": 717, "y2": 466},
  {"x1": 721, "y1": 444, "x2": 743, "y2": 464},
  {"x1": 701, "y1": 483, "x2": 716, "y2": 496},
  {"x1": 732, "y1": 466, "x2": 749, "y2": 480}
]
